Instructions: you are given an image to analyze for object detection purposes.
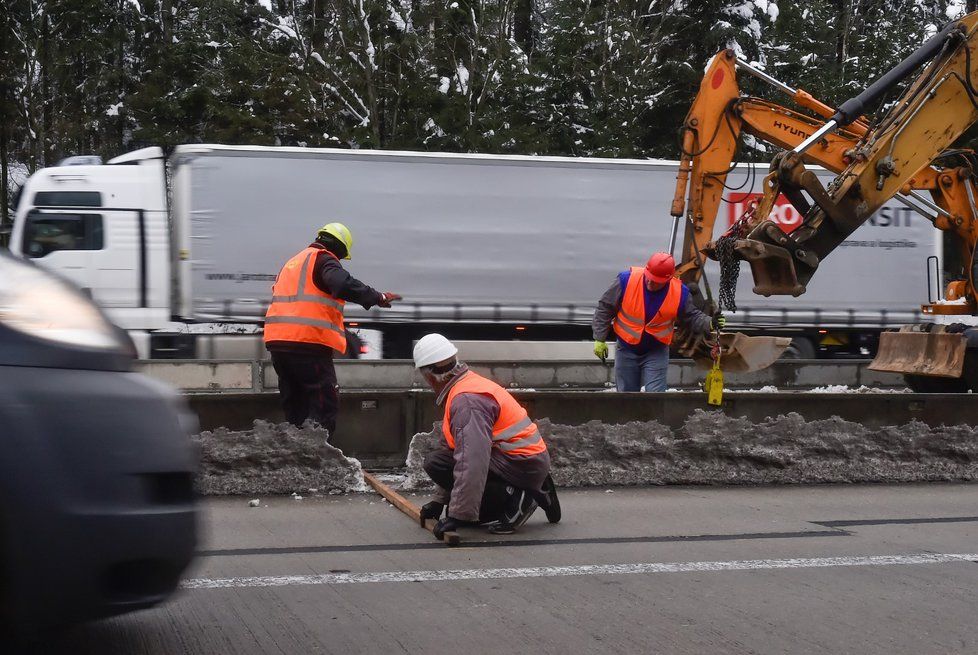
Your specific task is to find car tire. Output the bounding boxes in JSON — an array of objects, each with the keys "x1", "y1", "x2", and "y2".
[{"x1": 903, "y1": 373, "x2": 969, "y2": 393}]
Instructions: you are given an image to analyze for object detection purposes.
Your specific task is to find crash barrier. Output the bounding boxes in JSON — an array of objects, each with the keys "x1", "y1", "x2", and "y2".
[
  {"x1": 140, "y1": 358, "x2": 904, "y2": 393},
  {"x1": 187, "y1": 390, "x2": 971, "y2": 468}
]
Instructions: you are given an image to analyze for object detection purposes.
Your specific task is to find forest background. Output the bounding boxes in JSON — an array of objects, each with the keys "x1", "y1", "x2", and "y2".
[{"x1": 3, "y1": 0, "x2": 977, "y2": 228}]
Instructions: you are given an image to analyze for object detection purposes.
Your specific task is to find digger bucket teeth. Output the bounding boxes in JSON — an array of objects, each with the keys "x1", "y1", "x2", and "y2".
[
  {"x1": 692, "y1": 333, "x2": 793, "y2": 373},
  {"x1": 869, "y1": 328, "x2": 967, "y2": 378}
]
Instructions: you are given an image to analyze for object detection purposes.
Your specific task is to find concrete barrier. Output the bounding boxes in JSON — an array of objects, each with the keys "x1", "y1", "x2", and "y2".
[
  {"x1": 137, "y1": 360, "x2": 261, "y2": 391},
  {"x1": 187, "y1": 390, "x2": 974, "y2": 467},
  {"x1": 141, "y1": 358, "x2": 906, "y2": 392}
]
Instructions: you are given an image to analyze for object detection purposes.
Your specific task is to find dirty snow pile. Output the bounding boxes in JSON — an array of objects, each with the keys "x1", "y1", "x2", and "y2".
[
  {"x1": 403, "y1": 411, "x2": 978, "y2": 489},
  {"x1": 193, "y1": 420, "x2": 366, "y2": 495},
  {"x1": 808, "y1": 385, "x2": 910, "y2": 394}
]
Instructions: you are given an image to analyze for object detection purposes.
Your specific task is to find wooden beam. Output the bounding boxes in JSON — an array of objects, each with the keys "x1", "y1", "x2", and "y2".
[{"x1": 362, "y1": 471, "x2": 460, "y2": 546}]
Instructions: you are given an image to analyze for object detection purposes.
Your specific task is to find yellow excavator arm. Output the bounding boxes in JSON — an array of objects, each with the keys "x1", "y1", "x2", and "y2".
[
  {"x1": 672, "y1": 33, "x2": 978, "y2": 379},
  {"x1": 719, "y1": 12, "x2": 978, "y2": 387},
  {"x1": 737, "y1": 12, "x2": 978, "y2": 302},
  {"x1": 671, "y1": 50, "x2": 937, "y2": 284},
  {"x1": 672, "y1": 51, "x2": 867, "y2": 282}
]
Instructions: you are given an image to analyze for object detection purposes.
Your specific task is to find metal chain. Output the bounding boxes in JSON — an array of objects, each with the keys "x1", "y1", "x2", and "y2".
[
  {"x1": 708, "y1": 171, "x2": 782, "y2": 314},
  {"x1": 712, "y1": 197, "x2": 759, "y2": 313},
  {"x1": 715, "y1": 234, "x2": 741, "y2": 312}
]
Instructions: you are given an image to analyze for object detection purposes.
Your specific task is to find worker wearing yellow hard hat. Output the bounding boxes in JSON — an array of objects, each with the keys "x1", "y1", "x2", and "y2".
[
  {"x1": 264, "y1": 222, "x2": 402, "y2": 436},
  {"x1": 317, "y1": 222, "x2": 354, "y2": 260}
]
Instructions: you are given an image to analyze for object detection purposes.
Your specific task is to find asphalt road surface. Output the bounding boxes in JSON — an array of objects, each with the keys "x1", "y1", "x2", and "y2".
[{"x1": 33, "y1": 483, "x2": 978, "y2": 654}]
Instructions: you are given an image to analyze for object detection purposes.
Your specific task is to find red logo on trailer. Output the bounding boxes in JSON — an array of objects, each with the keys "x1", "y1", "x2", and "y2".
[{"x1": 726, "y1": 193, "x2": 803, "y2": 234}]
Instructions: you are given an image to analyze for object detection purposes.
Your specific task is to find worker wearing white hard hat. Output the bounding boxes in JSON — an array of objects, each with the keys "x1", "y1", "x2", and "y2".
[{"x1": 413, "y1": 333, "x2": 561, "y2": 539}]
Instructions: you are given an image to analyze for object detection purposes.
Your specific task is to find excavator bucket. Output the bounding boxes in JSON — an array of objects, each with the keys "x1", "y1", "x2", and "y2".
[
  {"x1": 735, "y1": 238, "x2": 808, "y2": 297},
  {"x1": 692, "y1": 333, "x2": 794, "y2": 373},
  {"x1": 869, "y1": 327, "x2": 966, "y2": 377}
]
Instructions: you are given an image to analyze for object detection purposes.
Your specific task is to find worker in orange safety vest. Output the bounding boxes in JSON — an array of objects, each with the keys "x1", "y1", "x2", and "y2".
[
  {"x1": 264, "y1": 222, "x2": 401, "y2": 435},
  {"x1": 413, "y1": 333, "x2": 561, "y2": 539},
  {"x1": 592, "y1": 252, "x2": 721, "y2": 392}
]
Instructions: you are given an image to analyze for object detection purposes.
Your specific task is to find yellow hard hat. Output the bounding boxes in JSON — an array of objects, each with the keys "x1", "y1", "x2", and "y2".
[{"x1": 316, "y1": 222, "x2": 353, "y2": 260}]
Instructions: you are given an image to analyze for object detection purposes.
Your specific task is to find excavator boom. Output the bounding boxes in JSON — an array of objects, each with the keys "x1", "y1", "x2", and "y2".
[
  {"x1": 736, "y1": 13, "x2": 978, "y2": 297},
  {"x1": 723, "y1": 12, "x2": 978, "y2": 384},
  {"x1": 673, "y1": 31, "x2": 978, "y2": 381},
  {"x1": 670, "y1": 51, "x2": 866, "y2": 370}
]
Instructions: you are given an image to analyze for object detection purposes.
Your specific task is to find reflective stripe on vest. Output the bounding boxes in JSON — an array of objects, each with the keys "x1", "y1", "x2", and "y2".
[
  {"x1": 442, "y1": 371, "x2": 547, "y2": 457},
  {"x1": 263, "y1": 247, "x2": 347, "y2": 352},
  {"x1": 612, "y1": 268, "x2": 682, "y2": 346}
]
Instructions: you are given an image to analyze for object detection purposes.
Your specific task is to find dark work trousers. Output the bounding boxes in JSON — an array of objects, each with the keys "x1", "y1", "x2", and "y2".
[
  {"x1": 423, "y1": 449, "x2": 518, "y2": 523},
  {"x1": 269, "y1": 350, "x2": 339, "y2": 436}
]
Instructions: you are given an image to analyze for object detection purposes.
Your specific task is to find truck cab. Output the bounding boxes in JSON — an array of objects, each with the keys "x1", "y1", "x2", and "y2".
[{"x1": 11, "y1": 148, "x2": 172, "y2": 355}]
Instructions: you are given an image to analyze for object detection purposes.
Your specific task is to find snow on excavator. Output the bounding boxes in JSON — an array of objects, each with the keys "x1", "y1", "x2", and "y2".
[{"x1": 673, "y1": 11, "x2": 978, "y2": 389}]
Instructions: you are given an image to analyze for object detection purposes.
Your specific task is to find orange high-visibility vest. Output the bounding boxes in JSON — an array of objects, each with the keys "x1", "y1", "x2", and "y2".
[
  {"x1": 612, "y1": 268, "x2": 682, "y2": 346},
  {"x1": 263, "y1": 247, "x2": 347, "y2": 352},
  {"x1": 443, "y1": 371, "x2": 547, "y2": 457}
]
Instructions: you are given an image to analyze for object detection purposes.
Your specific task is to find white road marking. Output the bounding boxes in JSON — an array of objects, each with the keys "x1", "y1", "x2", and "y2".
[{"x1": 184, "y1": 553, "x2": 978, "y2": 590}]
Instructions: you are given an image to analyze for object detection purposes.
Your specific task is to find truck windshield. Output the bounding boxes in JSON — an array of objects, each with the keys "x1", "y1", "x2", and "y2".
[{"x1": 23, "y1": 211, "x2": 104, "y2": 258}]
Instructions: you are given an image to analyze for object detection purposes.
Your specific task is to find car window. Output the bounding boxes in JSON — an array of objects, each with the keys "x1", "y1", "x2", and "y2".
[
  {"x1": 23, "y1": 211, "x2": 104, "y2": 258},
  {"x1": 33, "y1": 191, "x2": 102, "y2": 207}
]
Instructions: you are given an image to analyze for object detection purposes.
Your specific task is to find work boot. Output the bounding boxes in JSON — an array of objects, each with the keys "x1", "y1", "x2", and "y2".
[
  {"x1": 487, "y1": 520, "x2": 515, "y2": 535},
  {"x1": 540, "y1": 474, "x2": 561, "y2": 524},
  {"x1": 489, "y1": 486, "x2": 537, "y2": 534}
]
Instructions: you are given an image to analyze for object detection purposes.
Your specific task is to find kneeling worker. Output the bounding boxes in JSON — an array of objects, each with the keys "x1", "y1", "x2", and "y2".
[
  {"x1": 593, "y1": 251, "x2": 721, "y2": 392},
  {"x1": 414, "y1": 334, "x2": 560, "y2": 538}
]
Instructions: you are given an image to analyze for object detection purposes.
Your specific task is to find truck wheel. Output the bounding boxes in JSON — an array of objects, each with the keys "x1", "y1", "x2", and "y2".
[
  {"x1": 780, "y1": 337, "x2": 816, "y2": 360},
  {"x1": 337, "y1": 330, "x2": 362, "y2": 360},
  {"x1": 903, "y1": 374, "x2": 969, "y2": 393}
]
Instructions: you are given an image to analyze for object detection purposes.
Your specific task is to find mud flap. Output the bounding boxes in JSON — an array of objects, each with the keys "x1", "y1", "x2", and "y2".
[{"x1": 869, "y1": 327, "x2": 967, "y2": 378}]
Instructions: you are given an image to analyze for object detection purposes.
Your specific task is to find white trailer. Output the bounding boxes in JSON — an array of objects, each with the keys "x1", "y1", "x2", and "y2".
[{"x1": 10, "y1": 144, "x2": 941, "y2": 359}]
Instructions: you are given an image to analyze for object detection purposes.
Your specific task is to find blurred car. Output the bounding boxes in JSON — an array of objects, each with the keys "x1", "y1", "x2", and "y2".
[
  {"x1": 0, "y1": 251, "x2": 197, "y2": 631},
  {"x1": 337, "y1": 328, "x2": 365, "y2": 359}
]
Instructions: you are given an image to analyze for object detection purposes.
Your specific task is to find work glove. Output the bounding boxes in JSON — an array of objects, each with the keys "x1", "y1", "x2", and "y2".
[
  {"x1": 420, "y1": 501, "x2": 444, "y2": 521},
  {"x1": 593, "y1": 340, "x2": 609, "y2": 361},
  {"x1": 377, "y1": 292, "x2": 402, "y2": 308},
  {"x1": 712, "y1": 314, "x2": 726, "y2": 331},
  {"x1": 432, "y1": 517, "x2": 460, "y2": 540}
]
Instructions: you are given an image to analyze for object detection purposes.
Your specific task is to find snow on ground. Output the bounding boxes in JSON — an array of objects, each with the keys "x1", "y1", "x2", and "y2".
[
  {"x1": 193, "y1": 420, "x2": 366, "y2": 495},
  {"x1": 809, "y1": 385, "x2": 910, "y2": 394},
  {"x1": 404, "y1": 411, "x2": 978, "y2": 490},
  {"x1": 194, "y1": 400, "x2": 965, "y2": 495}
]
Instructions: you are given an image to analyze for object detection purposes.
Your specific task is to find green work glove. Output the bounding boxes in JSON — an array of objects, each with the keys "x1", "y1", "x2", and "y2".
[
  {"x1": 594, "y1": 340, "x2": 609, "y2": 361},
  {"x1": 712, "y1": 314, "x2": 726, "y2": 331}
]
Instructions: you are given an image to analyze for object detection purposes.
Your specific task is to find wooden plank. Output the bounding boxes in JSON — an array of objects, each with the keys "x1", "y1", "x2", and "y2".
[{"x1": 362, "y1": 471, "x2": 461, "y2": 546}]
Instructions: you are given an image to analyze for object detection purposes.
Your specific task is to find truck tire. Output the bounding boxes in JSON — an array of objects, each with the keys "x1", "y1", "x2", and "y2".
[
  {"x1": 336, "y1": 330, "x2": 362, "y2": 360},
  {"x1": 903, "y1": 374, "x2": 969, "y2": 393},
  {"x1": 780, "y1": 337, "x2": 816, "y2": 360}
]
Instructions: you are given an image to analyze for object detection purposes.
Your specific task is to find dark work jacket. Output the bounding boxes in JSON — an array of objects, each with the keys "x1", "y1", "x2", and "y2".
[{"x1": 266, "y1": 242, "x2": 384, "y2": 355}]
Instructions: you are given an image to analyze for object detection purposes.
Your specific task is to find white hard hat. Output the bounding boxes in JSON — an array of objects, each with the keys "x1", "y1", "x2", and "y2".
[{"x1": 413, "y1": 333, "x2": 458, "y2": 369}]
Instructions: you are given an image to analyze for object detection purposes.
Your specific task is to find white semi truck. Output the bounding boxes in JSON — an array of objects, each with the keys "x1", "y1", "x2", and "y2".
[{"x1": 10, "y1": 144, "x2": 940, "y2": 359}]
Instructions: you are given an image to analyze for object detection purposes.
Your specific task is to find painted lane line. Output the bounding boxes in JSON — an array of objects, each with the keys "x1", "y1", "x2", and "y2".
[
  {"x1": 197, "y1": 528, "x2": 845, "y2": 558},
  {"x1": 183, "y1": 552, "x2": 978, "y2": 590}
]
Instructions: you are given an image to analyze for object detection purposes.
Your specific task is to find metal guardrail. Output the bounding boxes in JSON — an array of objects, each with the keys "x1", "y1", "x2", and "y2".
[{"x1": 137, "y1": 358, "x2": 906, "y2": 394}]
